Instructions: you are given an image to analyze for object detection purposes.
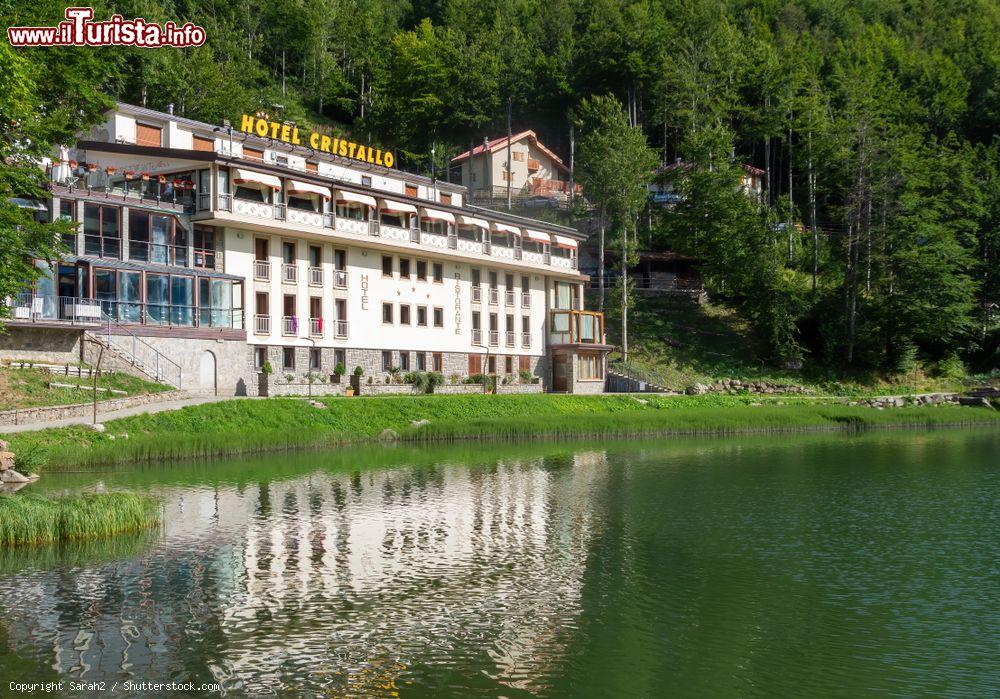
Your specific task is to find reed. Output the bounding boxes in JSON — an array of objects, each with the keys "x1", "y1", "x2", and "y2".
[{"x1": 0, "y1": 493, "x2": 160, "y2": 547}]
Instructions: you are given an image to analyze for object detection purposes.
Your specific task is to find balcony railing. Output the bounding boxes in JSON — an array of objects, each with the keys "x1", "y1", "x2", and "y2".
[
  {"x1": 128, "y1": 240, "x2": 189, "y2": 267},
  {"x1": 282, "y1": 263, "x2": 298, "y2": 284},
  {"x1": 334, "y1": 269, "x2": 348, "y2": 288},
  {"x1": 309, "y1": 317, "x2": 323, "y2": 337},
  {"x1": 504, "y1": 290, "x2": 515, "y2": 306},
  {"x1": 308, "y1": 266, "x2": 323, "y2": 286},
  {"x1": 549, "y1": 309, "x2": 605, "y2": 345},
  {"x1": 5, "y1": 293, "x2": 102, "y2": 325},
  {"x1": 472, "y1": 287, "x2": 482, "y2": 303},
  {"x1": 281, "y1": 315, "x2": 298, "y2": 336},
  {"x1": 409, "y1": 227, "x2": 420, "y2": 243},
  {"x1": 369, "y1": 220, "x2": 381, "y2": 237},
  {"x1": 254, "y1": 314, "x2": 271, "y2": 334},
  {"x1": 521, "y1": 292, "x2": 530, "y2": 308},
  {"x1": 193, "y1": 247, "x2": 216, "y2": 269},
  {"x1": 521, "y1": 332, "x2": 531, "y2": 348},
  {"x1": 489, "y1": 288, "x2": 499, "y2": 305},
  {"x1": 505, "y1": 330, "x2": 515, "y2": 347},
  {"x1": 472, "y1": 328, "x2": 482, "y2": 345},
  {"x1": 489, "y1": 330, "x2": 499, "y2": 346},
  {"x1": 334, "y1": 319, "x2": 349, "y2": 338},
  {"x1": 254, "y1": 260, "x2": 270, "y2": 281}
]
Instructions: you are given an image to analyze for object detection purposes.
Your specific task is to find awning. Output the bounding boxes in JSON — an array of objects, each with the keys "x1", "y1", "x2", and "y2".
[
  {"x1": 233, "y1": 168, "x2": 282, "y2": 190},
  {"x1": 552, "y1": 234, "x2": 578, "y2": 249},
  {"x1": 420, "y1": 207, "x2": 455, "y2": 223},
  {"x1": 459, "y1": 215, "x2": 490, "y2": 229},
  {"x1": 335, "y1": 190, "x2": 377, "y2": 207},
  {"x1": 493, "y1": 222, "x2": 522, "y2": 236},
  {"x1": 287, "y1": 180, "x2": 331, "y2": 199},
  {"x1": 524, "y1": 229, "x2": 551, "y2": 244},
  {"x1": 380, "y1": 199, "x2": 418, "y2": 214}
]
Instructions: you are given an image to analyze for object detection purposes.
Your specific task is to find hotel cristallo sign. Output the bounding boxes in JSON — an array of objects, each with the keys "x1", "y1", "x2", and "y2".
[{"x1": 239, "y1": 114, "x2": 394, "y2": 168}]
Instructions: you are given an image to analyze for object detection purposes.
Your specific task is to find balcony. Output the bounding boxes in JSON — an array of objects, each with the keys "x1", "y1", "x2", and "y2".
[
  {"x1": 334, "y1": 269, "x2": 348, "y2": 288},
  {"x1": 254, "y1": 314, "x2": 271, "y2": 334},
  {"x1": 521, "y1": 292, "x2": 530, "y2": 308},
  {"x1": 527, "y1": 157, "x2": 540, "y2": 171},
  {"x1": 505, "y1": 331, "x2": 515, "y2": 347},
  {"x1": 549, "y1": 309, "x2": 605, "y2": 345},
  {"x1": 334, "y1": 319, "x2": 349, "y2": 338},
  {"x1": 281, "y1": 315, "x2": 298, "y2": 336},
  {"x1": 254, "y1": 260, "x2": 270, "y2": 281},
  {"x1": 521, "y1": 332, "x2": 531, "y2": 348},
  {"x1": 489, "y1": 288, "x2": 499, "y2": 305},
  {"x1": 472, "y1": 287, "x2": 482, "y2": 304},
  {"x1": 308, "y1": 266, "x2": 323, "y2": 286},
  {"x1": 489, "y1": 330, "x2": 499, "y2": 346},
  {"x1": 472, "y1": 328, "x2": 482, "y2": 345},
  {"x1": 4, "y1": 293, "x2": 102, "y2": 326},
  {"x1": 127, "y1": 240, "x2": 188, "y2": 267},
  {"x1": 309, "y1": 317, "x2": 323, "y2": 337},
  {"x1": 282, "y1": 263, "x2": 298, "y2": 284},
  {"x1": 505, "y1": 290, "x2": 515, "y2": 306}
]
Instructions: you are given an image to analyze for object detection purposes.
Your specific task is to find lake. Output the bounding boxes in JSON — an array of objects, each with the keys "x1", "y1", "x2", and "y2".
[{"x1": 2, "y1": 429, "x2": 999, "y2": 697}]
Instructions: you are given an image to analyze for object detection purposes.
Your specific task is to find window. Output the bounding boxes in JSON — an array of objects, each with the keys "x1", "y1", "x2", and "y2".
[
  {"x1": 433, "y1": 307, "x2": 444, "y2": 327},
  {"x1": 578, "y1": 352, "x2": 604, "y2": 380},
  {"x1": 506, "y1": 313, "x2": 514, "y2": 331},
  {"x1": 83, "y1": 204, "x2": 120, "y2": 258},
  {"x1": 433, "y1": 263, "x2": 443, "y2": 283},
  {"x1": 382, "y1": 302, "x2": 394, "y2": 324},
  {"x1": 199, "y1": 277, "x2": 238, "y2": 328},
  {"x1": 255, "y1": 238, "x2": 269, "y2": 261},
  {"x1": 472, "y1": 268, "x2": 481, "y2": 286},
  {"x1": 309, "y1": 245, "x2": 321, "y2": 267},
  {"x1": 468, "y1": 353, "x2": 482, "y2": 375},
  {"x1": 505, "y1": 356, "x2": 513, "y2": 374},
  {"x1": 382, "y1": 255, "x2": 393, "y2": 276},
  {"x1": 243, "y1": 146, "x2": 264, "y2": 161},
  {"x1": 255, "y1": 291, "x2": 268, "y2": 314},
  {"x1": 416, "y1": 352, "x2": 426, "y2": 371},
  {"x1": 283, "y1": 241, "x2": 296, "y2": 264},
  {"x1": 136, "y1": 123, "x2": 162, "y2": 147},
  {"x1": 361, "y1": 175, "x2": 372, "y2": 187},
  {"x1": 405, "y1": 184, "x2": 418, "y2": 197},
  {"x1": 129, "y1": 210, "x2": 185, "y2": 265},
  {"x1": 254, "y1": 346, "x2": 267, "y2": 369},
  {"x1": 334, "y1": 249, "x2": 347, "y2": 271},
  {"x1": 235, "y1": 183, "x2": 270, "y2": 203},
  {"x1": 288, "y1": 195, "x2": 318, "y2": 212},
  {"x1": 489, "y1": 271, "x2": 498, "y2": 289},
  {"x1": 416, "y1": 260, "x2": 427, "y2": 281},
  {"x1": 193, "y1": 135, "x2": 215, "y2": 152},
  {"x1": 487, "y1": 355, "x2": 497, "y2": 373},
  {"x1": 432, "y1": 352, "x2": 442, "y2": 372},
  {"x1": 381, "y1": 212, "x2": 404, "y2": 228},
  {"x1": 519, "y1": 355, "x2": 531, "y2": 372},
  {"x1": 521, "y1": 275, "x2": 529, "y2": 292},
  {"x1": 309, "y1": 348, "x2": 321, "y2": 370},
  {"x1": 489, "y1": 313, "x2": 498, "y2": 331},
  {"x1": 501, "y1": 171, "x2": 511, "y2": 182},
  {"x1": 420, "y1": 218, "x2": 447, "y2": 236},
  {"x1": 522, "y1": 316, "x2": 530, "y2": 333},
  {"x1": 439, "y1": 192, "x2": 452, "y2": 205},
  {"x1": 417, "y1": 306, "x2": 428, "y2": 326},
  {"x1": 472, "y1": 311, "x2": 481, "y2": 330},
  {"x1": 382, "y1": 351, "x2": 392, "y2": 371},
  {"x1": 59, "y1": 201, "x2": 76, "y2": 250},
  {"x1": 399, "y1": 352, "x2": 410, "y2": 370},
  {"x1": 513, "y1": 151, "x2": 524, "y2": 162},
  {"x1": 334, "y1": 349, "x2": 345, "y2": 369},
  {"x1": 194, "y1": 227, "x2": 215, "y2": 268},
  {"x1": 283, "y1": 347, "x2": 295, "y2": 371},
  {"x1": 399, "y1": 258, "x2": 411, "y2": 277},
  {"x1": 336, "y1": 202, "x2": 367, "y2": 220},
  {"x1": 400, "y1": 305, "x2": 411, "y2": 325}
]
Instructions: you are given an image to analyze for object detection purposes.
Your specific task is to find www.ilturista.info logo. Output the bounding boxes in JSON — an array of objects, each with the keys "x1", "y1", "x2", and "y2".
[{"x1": 7, "y1": 7, "x2": 206, "y2": 47}]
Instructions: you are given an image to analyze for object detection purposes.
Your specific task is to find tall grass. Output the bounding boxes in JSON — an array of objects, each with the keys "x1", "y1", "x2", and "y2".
[
  {"x1": 4, "y1": 394, "x2": 999, "y2": 470},
  {"x1": 0, "y1": 493, "x2": 160, "y2": 547}
]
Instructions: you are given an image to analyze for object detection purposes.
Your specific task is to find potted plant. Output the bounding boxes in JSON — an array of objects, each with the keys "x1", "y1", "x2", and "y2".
[
  {"x1": 331, "y1": 362, "x2": 346, "y2": 384},
  {"x1": 86, "y1": 162, "x2": 98, "y2": 173},
  {"x1": 519, "y1": 369, "x2": 533, "y2": 384},
  {"x1": 105, "y1": 166, "x2": 117, "y2": 176}
]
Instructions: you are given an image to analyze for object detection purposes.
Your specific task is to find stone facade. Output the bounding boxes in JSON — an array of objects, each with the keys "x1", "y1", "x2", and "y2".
[
  {"x1": 0, "y1": 390, "x2": 185, "y2": 427},
  {"x1": 258, "y1": 373, "x2": 346, "y2": 397},
  {"x1": 0, "y1": 327, "x2": 82, "y2": 364}
]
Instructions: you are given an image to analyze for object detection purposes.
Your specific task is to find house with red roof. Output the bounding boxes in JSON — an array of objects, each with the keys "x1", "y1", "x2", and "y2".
[{"x1": 452, "y1": 131, "x2": 580, "y2": 200}]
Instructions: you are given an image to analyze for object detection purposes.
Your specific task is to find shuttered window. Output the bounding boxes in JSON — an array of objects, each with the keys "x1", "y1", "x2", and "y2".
[
  {"x1": 242, "y1": 146, "x2": 264, "y2": 161},
  {"x1": 305, "y1": 162, "x2": 318, "y2": 173},
  {"x1": 519, "y1": 355, "x2": 531, "y2": 372},
  {"x1": 405, "y1": 184, "x2": 418, "y2": 197},
  {"x1": 439, "y1": 192, "x2": 451, "y2": 205},
  {"x1": 192, "y1": 135, "x2": 214, "y2": 152},
  {"x1": 136, "y1": 123, "x2": 162, "y2": 147},
  {"x1": 468, "y1": 353, "x2": 482, "y2": 375}
]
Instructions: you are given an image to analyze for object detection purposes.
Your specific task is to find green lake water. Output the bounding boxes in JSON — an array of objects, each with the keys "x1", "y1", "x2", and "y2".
[{"x1": 1, "y1": 428, "x2": 998, "y2": 697}]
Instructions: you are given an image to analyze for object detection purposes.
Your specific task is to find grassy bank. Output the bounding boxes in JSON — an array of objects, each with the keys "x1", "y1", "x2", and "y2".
[
  {"x1": 0, "y1": 365, "x2": 171, "y2": 411},
  {"x1": 0, "y1": 493, "x2": 160, "y2": 547},
  {"x1": 4, "y1": 393, "x2": 999, "y2": 470}
]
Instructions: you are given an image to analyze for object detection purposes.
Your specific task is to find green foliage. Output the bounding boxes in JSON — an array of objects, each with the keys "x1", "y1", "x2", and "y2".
[
  {"x1": 261, "y1": 361, "x2": 273, "y2": 375},
  {"x1": 0, "y1": 493, "x2": 160, "y2": 547},
  {"x1": 0, "y1": 366, "x2": 171, "y2": 410},
  {"x1": 333, "y1": 362, "x2": 346, "y2": 376},
  {"x1": 353, "y1": 365, "x2": 364, "y2": 376}
]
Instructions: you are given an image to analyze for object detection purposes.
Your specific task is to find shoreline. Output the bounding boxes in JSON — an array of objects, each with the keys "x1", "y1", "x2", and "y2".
[{"x1": 2, "y1": 394, "x2": 997, "y2": 471}]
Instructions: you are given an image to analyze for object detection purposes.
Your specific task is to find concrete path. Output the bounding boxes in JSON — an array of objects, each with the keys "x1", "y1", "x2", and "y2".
[{"x1": 1, "y1": 395, "x2": 239, "y2": 434}]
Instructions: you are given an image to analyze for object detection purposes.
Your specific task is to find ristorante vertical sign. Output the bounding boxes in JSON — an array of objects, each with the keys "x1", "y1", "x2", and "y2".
[{"x1": 238, "y1": 114, "x2": 395, "y2": 169}]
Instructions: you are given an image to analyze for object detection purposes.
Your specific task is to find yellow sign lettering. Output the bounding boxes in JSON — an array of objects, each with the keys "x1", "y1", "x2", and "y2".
[{"x1": 237, "y1": 114, "x2": 394, "y2": 170}]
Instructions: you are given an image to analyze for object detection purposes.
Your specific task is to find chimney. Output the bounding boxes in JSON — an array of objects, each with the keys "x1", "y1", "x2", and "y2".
[{"x1": 167, "y1": 103, "x2": 174, "y2": 115}]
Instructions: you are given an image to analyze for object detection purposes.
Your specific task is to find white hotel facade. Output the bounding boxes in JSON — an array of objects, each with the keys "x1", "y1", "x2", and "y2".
[{"x1": 4, "y1": 104, "x2": 609, "y2": 395}]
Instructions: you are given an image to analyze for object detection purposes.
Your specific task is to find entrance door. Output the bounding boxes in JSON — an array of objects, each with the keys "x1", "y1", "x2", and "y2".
[
  {"x1": 552, "y1": 353, "x2": 568, "y2": 392},
  {"x1": 199, "y1": 350, "x2": 217, "y2": 395}
]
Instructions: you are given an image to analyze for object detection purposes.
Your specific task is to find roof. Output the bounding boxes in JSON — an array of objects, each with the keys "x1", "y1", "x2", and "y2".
[
  {"x1": 451, "y1": 131, "x2": 569, "y2": 173},
  {"x1": 655, "y1": 160, "x2": 765, "y2": 177}
]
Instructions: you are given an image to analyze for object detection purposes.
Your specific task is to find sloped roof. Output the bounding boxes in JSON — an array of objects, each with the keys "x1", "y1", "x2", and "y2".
[{"x1": 452, "y1": 130, "x2": 569, "y2": 173}]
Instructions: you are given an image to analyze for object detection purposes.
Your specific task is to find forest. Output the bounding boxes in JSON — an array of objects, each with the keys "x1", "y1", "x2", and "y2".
[{"x1": 1, "y1": 0, "x2": 998, "y2": 377}]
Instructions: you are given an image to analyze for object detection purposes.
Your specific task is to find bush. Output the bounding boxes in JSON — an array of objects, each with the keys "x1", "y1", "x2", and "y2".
[
  {"x1": 935, "y1": 355, "x2": 967, "y2": 381},
  {"x1": 334, "y1": 362, "x2": 346, "y2": 376},
  {"x1": 353, "y1": 366, "x2": 364, "y2": 376},
  {"x1": 261, "y1": 360, "x2": 273, "y2": 375},
  {"x1": 519, "y1": 370, "x2": 533, "y2": 383}
]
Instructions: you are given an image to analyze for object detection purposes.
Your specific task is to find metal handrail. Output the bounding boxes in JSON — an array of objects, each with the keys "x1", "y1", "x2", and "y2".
[{"x1": 97, "y1": 311, "x2": 183, "y2": 388}]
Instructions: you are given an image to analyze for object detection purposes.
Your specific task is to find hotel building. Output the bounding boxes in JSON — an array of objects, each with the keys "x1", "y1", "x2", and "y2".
[{"x1": 3, "y1": 104, "x2": 609, "y2": 395}]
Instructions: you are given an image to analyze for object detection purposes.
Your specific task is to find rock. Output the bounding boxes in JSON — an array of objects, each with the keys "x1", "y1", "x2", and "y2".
[
  {"x1": 308, "y1": 400, "x2": 326, "y2": 409},
  {"x1": 27, "y1": 473, "x2": 40, "y2": 481},
  {"x1": 89, "y1": 423, "x2": 106, "y2": 433},
  {"x1": 410, "y1": 419, "x2": 431, "y2": 428},
  {"x1": 1, "y1": 469, "x2": 30, "y2": 484},
  {"x1": 0, "y1": 452, "x2": 15, "y2": 472},
  {"x1": 959, "y1": 396, "x2": 994, "y2": 409},
  {"x1": 378, "y1": 428, "x2": 399, "y2": 442},
  {"x1": 686, "y1": 383, "x2": 709, "y2": 395}
]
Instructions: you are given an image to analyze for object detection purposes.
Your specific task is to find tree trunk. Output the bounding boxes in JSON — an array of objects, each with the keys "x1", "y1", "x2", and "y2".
[{"x1": 621, "y1": 216, "x2": 629, "y2": 362}]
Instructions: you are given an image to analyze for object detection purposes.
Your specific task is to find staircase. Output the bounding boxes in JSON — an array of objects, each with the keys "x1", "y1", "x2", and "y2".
[
  {"x1": 606, "y1": 361, "x2": 673, "y2": 393},
  {"x1": 85, "y1": 317, "x2": 184, "y2": 389}
]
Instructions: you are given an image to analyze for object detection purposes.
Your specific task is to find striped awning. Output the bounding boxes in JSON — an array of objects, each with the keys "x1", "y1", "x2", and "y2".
[
  {"x1": 335, "y1": 190, "x2": 377, "y2": 207},
  {"x1": 420, "y1": 207, "x2": 455, "y2": 223},
  {"x1": 459, "y1": 215, "x2": 490, "y2": 229},
  {"x1": 380, "y1": 199, "x2": 418, "y2": 214},
  {"x1": 552, "y1": 234, "x2": 578, "y2": 249},
  {"x1": 233, "y1": 168, "x2": 282, "y2": 190},
  {"x1": 287, "y1": 180, "x2": 330, "y2": 198},
  {"x1": 493, "y1": 222, "x2": 522, "y2": 236},
  {"x1": 524, "y1": 229, "x2": 551, "y2": 244}
]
